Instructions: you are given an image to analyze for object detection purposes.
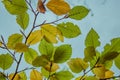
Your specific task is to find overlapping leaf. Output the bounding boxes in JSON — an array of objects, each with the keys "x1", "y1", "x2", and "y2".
[
  {"x1": 0, "y1": 72, "x2": 6, "y2": 80},
  {"x1": 16, "y1": 12, "x2": 29, "y2": 30},
  {"x1": 19, "y1": 71, "x2": 27, "y2": 80},
  {"x1": 68, "y1": 6, "x2": 89, "y2": 20},
  {"x1": 67, "y1": 58, "x2": 88, "y2": 73},
  {"x1": 114, "y1": 54, "x2": 120, "y2": 69},
  {"x1": 30, "y1": 70, "x2": 43, "y2": 80},
  {"x1": 27, "y1": 30, "x2": 43, "y2": 45},
  {"x1": 0, "y1": 53, "x2": 13, "y2": 70},
  {"x1": 54, "y1": 44, "x2": 72, "y2": 63},
  {"x1": 9, "y1": 73, "x2": 20, "y2": 80},
  {"x1": 2, "y1": 0, "x2": 28, "y2": 15},
  {"x1": 24, "y1": 48, "x2": 38, "y2": 64},
  {"x1": 7, "y1": 33, "x2": 23, "y2": 49},
  {"x1": 57, "y1": 22, "x2": 81, "y2": 38},
  {"x1": 46, "y1": 0, "x2": 70, "y2": 15}
]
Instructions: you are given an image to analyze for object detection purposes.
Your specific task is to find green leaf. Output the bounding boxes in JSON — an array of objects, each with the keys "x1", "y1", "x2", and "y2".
[
  {"x1": 68, "y1": 6, "x2": 89, "y2": 20},
  {"x1": 32, "y1": 55, "x2": 49, "y2": 67},
  {"x1": 114, "y1": 54, "x2": 120, "y2": 69},
  {"x1": 24, "y1": 48, "x2": 38, "y2": 64},
  {"x1": 19, "y1": 71, "x2": 27, "y2": 80},
  {"x1": 57, "y1": 22, "x2": 81, "y2": 38},
  {"x1": 54, "y1": 44, "x2": 72, "y2": 63},
  {"x1": 85, "y1": 76, "x2": 99, "y2": 80},
  {"x1": 39, "y1": 39, "x2": 54, "y2": 59},
  {"x1": 67, "y1": 58, "x2": 89, "y2": 73},
  {"x1": 0, "y1": 72, "x2": 6, "y2": 80},
  {"x1": 7, "y1": 33, "x2": 23, "y2": 49},
  {"x1": 84, "y1": 46, "x2": 96, "y2": 62},
  {"x1": 16, "y1": 12, "x2": 29, "y2": 30},
  {"x1": 2, "y1": 0, "x2": 28, "y2": 15},
  {"x1": 0, "y1": 53, "x2": 13, "y2": 70},
  {"x1": 85, "y1": 28, "x2": 100, "y2": 48},
  {"x1": 54, "y1": 71, "x2": 74, "y2": 80}
]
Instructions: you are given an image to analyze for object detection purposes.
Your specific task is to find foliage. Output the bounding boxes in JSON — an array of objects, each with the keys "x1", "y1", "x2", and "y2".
[{"x1": 0, "y1": 0, "x2": 120, "y2": 80}]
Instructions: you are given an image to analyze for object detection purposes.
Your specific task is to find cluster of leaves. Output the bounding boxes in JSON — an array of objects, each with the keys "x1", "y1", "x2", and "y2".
[{"x1": 0, "y1": 0, "x2": 120, "y2": 80}]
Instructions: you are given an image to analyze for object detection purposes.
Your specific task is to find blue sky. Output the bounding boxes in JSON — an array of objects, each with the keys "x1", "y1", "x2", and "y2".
[{"x1": 0, "y1": 0, "x2": 120, "y2": 79}]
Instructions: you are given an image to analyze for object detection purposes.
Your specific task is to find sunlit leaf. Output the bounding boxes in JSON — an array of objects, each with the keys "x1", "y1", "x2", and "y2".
[
  {"x1": 2, "y1": 0, "x2": 28, "y2": 15},
  {"x1": 27, "y1": 30, "x2": 43, "y2": 45},
  {"x1": 44, "y1": 62, "x2": 59, "y2": 72},
  {"x1": 57, "y1": 29, "x2": 64, "y2": 42},
  {"x1": 0, "y1": 72, "x2": 6, "y2": 80},
  {"x1": 16, "y1": 12, "x2": 29, "y2": 30},
  {"x1": 46, "y1": 0, "x2": 70, "y2": 15},
  {"x1": 19, "y1": 71, "x2": 27, "y2": 80},
  {"x1": 9, "y1": 73, "x2": 20, "y2": 80},
  {"x1": 85, "y1": 76, "x2": 98, "y2": 80},
  {"x1": 57, "y1": 22, "x2": 81, "y2": 38},
  {"x1": 68, "y1": 6, "x2": 89, "y2": 20},
  {"x1": 54, "y1": 44, "x2": 72, "y2": 63},
  {"x1": 54, "y1": 71, "x2": 74, "y2": 80},
  {"x1": 84, "y1": 46, "x2": 96, "y2": 62},
  {"x1": 41, "y1": 24, "x2": 59, "y2": 43},
  {"x1": 7, "y1": 33, "x2": 23, "y2": 49},
  {"x1": 37, "y1": 0, "x2": 46, "y2": 13},
  {"x1": 105, "y1": 70, "x2": 114, "y2": 79},
  {"x1": 14, "y1": 43, "x2": 28, "y2": 53},
  {"x1": 67, "y1": 58, "x2": 89, "y2": 73},
  {"x1": 0, "y1": 53, "x2": 13, "y2": 70},
  {"x1": 24, "y1": 48, "x2": 38, "y2": 64},
  {"x1": 30, "y1": 70, "x2": 43, "y2": 80},
  {"x1": 39, "y1": 39, "x2": 54, "y2": 59},
  {"x1": 0, "y1": 41, "x2": 2, "y2": 47},
  {"x1": 114, "y1": 54, "x2": 120, "y2": 69},
  {"x1": 85, "y1": 28, "x2": 100, "y2": 48},
  {"x1": 32, "y1": 55, "x2": 49, "y2": 67}
]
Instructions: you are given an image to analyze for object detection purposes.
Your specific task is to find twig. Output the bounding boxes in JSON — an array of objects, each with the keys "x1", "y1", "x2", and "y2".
[
  {"x1": 20, "y1": 30, "x2": 27, "y2": 38},
  {"x1": 17, "y1": 67, "x2": 36, "y2": 73},
  {"x1": 47, "y1": 61, "x2": 53, "y2": 80}
]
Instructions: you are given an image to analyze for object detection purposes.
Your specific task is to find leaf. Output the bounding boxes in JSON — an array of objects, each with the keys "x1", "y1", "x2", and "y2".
[
  {"x1": 54, "y1": 44, "x2": 72, "y2": 63},
  {"x1": 30, "y1": 70, "x2": 43, "y2": 80},
  {"x1": 85, "y1": 28, "x2": 100, "y2": 48},
  {"x1": 67, "y1": 58, "x2": 89, "y2": 73},
  {"x1": 55, "y1": 71, "x2": 74, "y2": 80},
  {"x1": 24, "y1": 48, "x2": 38, "y2": 64},
  {"x1": 14, "y1": 43, "x2": 28, "y2": 53},
  {"x1": 7, "y1": 33, "x2": 23, "y2": 49},
  {"x1": 0, "y1": 72, "x2": 6, "y2": 80},
  {"x1": 32, "y1": 55, "x2": 49, "y2": 67},
  {"x1": 16, "y1": 12, "x2": 29, "y2": 30},
  {"x1": 19, "y1": 72, "x2": 27, "y2": 80},
  {"x1": 44, "y1": 62, "x2": 59, "y2": 72},
  {"x1": 57, "y1": 29, "x2": 64, "y2": 42},
  {"x1": 41, "y1": 24, "x2": 58, "y2": 43},
  {"x1": 68, "y1": 6, "x2": 89, "y2": 20},
  {"x1": 0, "y1": 53, "x2": 13, "y2": 70},
  {"x1": 37, "y1": 0, "x2": 46, "y2": 13},
  {"x1": 105, "y1": 70, "x2": 114, "y2": 79},
  {"x1": 46, "y1": 0, "x2": 70, "y2": 15},
  {"x1": 9, "y1": 73, "x2": 20, "y2": 80},
  {"x1": 114, "y1": 54, "x2": 120, "y2": 69},
  {"x1": 2, "y1": 0, "x2": 28, "y2": 15},
  {"x1": 0, "y1": 41, "x2": 2, "y2": 47},
  {"x1": 39, "y1": 39, "x2": 54, "y2": 59},
  {"x1": 57, "y1": 22, "x2": 81, "y2": 38},
  {"x1": 84, "y1": 46, "x2": 96, "y2": 62},
  {"x1": 85, "y1": 76, "x2": 99, "y2": 80},
  {"x1": 27, "y1": 30, "x2": 43, "y2": 45}
]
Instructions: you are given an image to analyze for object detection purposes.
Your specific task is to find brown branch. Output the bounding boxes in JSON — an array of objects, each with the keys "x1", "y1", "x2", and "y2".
[{"x1": 17, "y1": 67, "x2": 36, "y2": 73}]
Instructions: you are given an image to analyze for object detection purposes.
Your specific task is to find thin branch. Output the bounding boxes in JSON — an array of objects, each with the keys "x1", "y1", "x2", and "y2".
[
  {"x1": 20, "y1": 30, "x2": 27, "y2": 38},
  {"x1": 47, "y1": 61, "x2": 53, "y2": 80},
  {"x1": 17, "y1": 67, "x2": 36, "y2": 73}
]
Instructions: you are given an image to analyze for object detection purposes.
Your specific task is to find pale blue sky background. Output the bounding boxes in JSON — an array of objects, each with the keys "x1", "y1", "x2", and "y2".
[{"x1": 0, "y1": 0, "x2": 120, "y2": 79}]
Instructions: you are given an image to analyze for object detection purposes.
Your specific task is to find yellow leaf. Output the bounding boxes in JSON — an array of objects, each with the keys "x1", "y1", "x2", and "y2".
[
  {"x1": 105, "y1": 70, "x2": 114, "y2": 78},
  {"x1": 44, "y1": 62, "x2": 59, "y2": 72},
  {"x1": 14, "y1": 43, "x2": 28, "y2": 53},
  {"x1": 57, "y1": 29, "x2": 64, "y2": 42},
  {"x1": 41, "y1": 24, "x2": 58, "y2": 43},
  {"x1": 27, "y1": 30, "x2": 43, "y2": 45},
  {"x1": 46, "y1": 0, "x2": 70, "y2": 15},
  {"x1": 37, "y1": 0, "x2": 46, "y2": 13},
  {"x1": 30, "y1": 70, "x2": 43, "y2": 80},
  {"x1": 0, "y1": 41, "x2": 2, "y2": 47},
  {"x1": 9, "y1": 73, "x2": 20, "y2": 80}
]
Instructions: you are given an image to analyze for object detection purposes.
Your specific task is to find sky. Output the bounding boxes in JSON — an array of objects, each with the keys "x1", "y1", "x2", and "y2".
[{"x1": 0, "y1": 0, "x2": 120, "y2": 79}]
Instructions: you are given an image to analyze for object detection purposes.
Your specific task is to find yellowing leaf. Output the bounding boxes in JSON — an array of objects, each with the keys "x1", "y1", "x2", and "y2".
[
  {"x1": 27, "y1": 30, "x2": 43, "y2": 45},
  {"x1": 9, "y1": 73, "x2": 20, "y2": 80},
  {"x1": 44, "y1": 62, "x2": 59, "y2": 72},
  {"x1": 67, "y1": 58, "x2": 89, "y2": 73},
  {"x1": 37, "y1": 0, "x2": 46, "y2": 13},
  {"x1": 0, "y1": 41, "x2": 2, "y2": 47},
  {"x1": 105, "y1": 70, "x2": 114, "y2": 78},
  {"x1": 30, "y1": 70, "x2": 43, "y2": 80},
  {"x1": 57, "y1": 29, "x2": 64, "y2": 42},
  {"x1": 41, "y1": 24, "x2": 58, "y2": 43},
  {"x1": 46, "y1": 0, "x2": 70, "y2": 15},
  {"x1": 14, "y1": 43, "x2": 28, "y2": 52},
  {"x1": 7, "y1": 33, "x2": 23, "y2": 49}
]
